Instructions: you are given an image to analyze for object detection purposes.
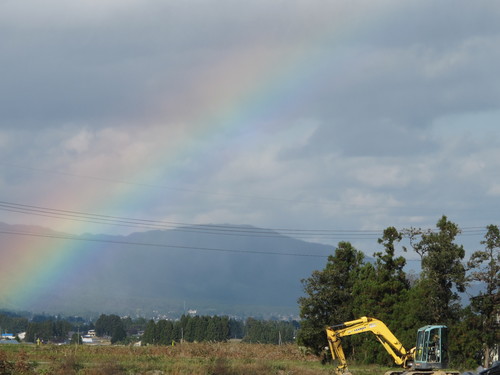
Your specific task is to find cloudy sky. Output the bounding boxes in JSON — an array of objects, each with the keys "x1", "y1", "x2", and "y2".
[{"x1": 1, "y1": 0, "x2": 499, "y2": 255}]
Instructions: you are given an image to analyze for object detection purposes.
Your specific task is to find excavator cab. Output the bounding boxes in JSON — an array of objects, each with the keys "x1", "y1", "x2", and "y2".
[{"x1": 414, "y1": 325, "x2": 449, "y2": 370}]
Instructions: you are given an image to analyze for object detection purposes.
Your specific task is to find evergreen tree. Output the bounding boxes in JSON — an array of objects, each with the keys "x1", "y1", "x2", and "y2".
[
  {"x1": 448, "y1": 306, "x2": 483, "y2": 369},
  {"x1": 228, "y1": 318, "x2": 244, "y2": 339},
  {"x1": 23, "y1": 319, "x2": 71, "y2": 343},
  {"x1": 297, "y1": 242, "x2": 365, "y2": 354},
  {"x1": 179, "y1": 315, "x2": 190, "y2": 342},
  {"x1": 0, "y1": 314, "x2": 28, "y2": 334},
  {"x1": 157, "y1": 320, "x2": 173, "y2": 345},
  {"x1": 142, "y1": 320, "x2": 157, "y2": 345},
  {"x1": 52, "y1": 320, "x2": 72, "y2": 342},
  {"x1": 172, "y1": 320, "x2": 182, "y2": 342},
  {"x1": 214, "y1": 316, "x2": 229, "y2": 342},
  {"x1": 406, "y1": 216, "x2": 466, "y2": 323},
  {"x1": 242, "y1": 318, "x2": 261, "y2": 343},
  {"x1": 467, "y1": 224, "x2": 500, "y2": 368},
  {"x1": 350, "y1": 227, "x2": 411, "y2": 365},
  {"x1": 110, "y1": 316, "x2": 127, "y2": 344},
  {"x1": 205, "y1": 318, "x2": 218, "y2": 342},
  {"x1": 95, "y1": 314, "x2": 114, "y2": 337},
  {"x1": 242, "y1": 319, "x2": 297, "y2": 344},
  {"x1": 25, "y1": 322, "x2": 49, "y2": 343},
  {"x1": 195, "y1": 316, "x2": 208, "y2": 342},
  {"x1": 184, "y1": 316, "x2": 195, "y2": 342}
]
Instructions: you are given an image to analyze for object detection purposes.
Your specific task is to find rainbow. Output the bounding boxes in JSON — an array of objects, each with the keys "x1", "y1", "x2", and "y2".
[{"x1": 0, "y1": 3, "x2": 387, "y2": 312}]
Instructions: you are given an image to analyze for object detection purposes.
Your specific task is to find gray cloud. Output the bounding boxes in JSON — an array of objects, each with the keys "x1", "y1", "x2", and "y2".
[
  {"x1": 2, "y1": 1, "x2": 499, "y2": 128},
  {"x1": 0, "y1": 0, "x2": 499, "y2": 255}
]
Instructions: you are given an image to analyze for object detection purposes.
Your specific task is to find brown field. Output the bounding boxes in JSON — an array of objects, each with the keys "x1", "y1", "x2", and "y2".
[{"x1": 0, "y1": 342, "x2": 387, "y2": 375}]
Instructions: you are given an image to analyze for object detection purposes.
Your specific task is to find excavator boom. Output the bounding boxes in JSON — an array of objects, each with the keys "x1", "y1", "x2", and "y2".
[{"x1": 326, "y1": 317, "x2": 413, "y2": 374}]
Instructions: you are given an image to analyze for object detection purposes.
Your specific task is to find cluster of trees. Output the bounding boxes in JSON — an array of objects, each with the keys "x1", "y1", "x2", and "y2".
[
  {"x1": 0, "y1": 312, "x2": 143, "y2": 344},
  {"x1": 0, "y1": 313, "x2": 96, "y2": 344},
  {"x1": 0, "y1": 311, "x2": 29, "y2": 335},
  {"x1": 142, "y1": 315, "x2": 230, "y2": 345},
  {"x1": 297, "y1": 216, "x2": 499, "y2": 369},
  {"x1": 25, "y1": 319, "x2": 73, "y2": 343},
  {"x1": 22, "y1": 315, "x2": 90, "y2": 343},
  {"x1": 1, "y1": 311, "x2": 298, "y2": 347},
  {"x1": 243, "y1": 318, "x2": 298, "y2": 344},
  {"x1": 141, "y1": 315, "x2": 298, "y2": 345},
  {"x1": 0, "y1": 313, "x2": 92, "y2": 343},
  {"x1": 95, "y1": 314, "x2": 127, "y2": 344}
]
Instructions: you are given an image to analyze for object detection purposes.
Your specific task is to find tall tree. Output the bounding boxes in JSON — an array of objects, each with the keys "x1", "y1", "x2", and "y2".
[
  {"x1": 184, "y1": 316, "x2": 196, "y2": 342},
  {"x1": 94, "y1": 314, "x2": 108, "y2": 337},
  {"x1": 194, "y1": 316, "x2": 208, "y2": 342},
  {"x1": 351, "y1": 227, "x2": 411, "y2": 364},
  {"x1": 448, "y1": 306, "x2": 483, "y2": 369},
  {"x1": 228, "y1": 318, "x2": 244, "y2": 339},
  {"x1": 354, "y1": 227, "x2": 408, "y2": 319},
  {"x1": 467, "y1": 224, "x2": 500, "y2": 368},
  {"x1": 242, "y1": 318, "x2": 262, "y2": 343},
  {"x1": 142, "y1": 320, "x2": 157, "y2": 345},
  {"x1": 217, "y1": 316, "x2": 230, "y2": 342},
  {"x1": 109, "y1": 315, "x2": 127, "y2": 344},
  {"x1": 157, "y1": 320, "x2": 173, "y2": 345},
  {"x1": 409, "y1": 216, "x2": 466, "y2": 323},
  {"x1": 205, "y1": 318, "x2": 218, "y2": 342},
  {"x1": 297, "y1": 241, "x2": 365, "y2": 354}
]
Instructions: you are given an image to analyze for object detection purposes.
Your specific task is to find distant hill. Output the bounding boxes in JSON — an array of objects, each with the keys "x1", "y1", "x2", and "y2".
[
  {"x1": 1, "y1": 222, "x2": 480, "y2": 319},
  {"x1": 0, "y1": 223, "x2": 334, "y2": 318}
]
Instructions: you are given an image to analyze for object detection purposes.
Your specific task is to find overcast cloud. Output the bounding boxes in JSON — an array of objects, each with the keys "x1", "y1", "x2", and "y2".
[{"x1": 1, "y1": 0, "x2": 499, "y2": 255}]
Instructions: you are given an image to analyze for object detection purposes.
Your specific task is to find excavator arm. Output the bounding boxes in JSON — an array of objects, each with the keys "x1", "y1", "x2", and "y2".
[{"x1": 326, "y1": 317, "x2": 414, "y2": 375}]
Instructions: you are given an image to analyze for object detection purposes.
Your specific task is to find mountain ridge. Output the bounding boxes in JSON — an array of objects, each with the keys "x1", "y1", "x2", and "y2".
[{"x1": 0, "y1": 222, "x2": 333, "y2": 318}]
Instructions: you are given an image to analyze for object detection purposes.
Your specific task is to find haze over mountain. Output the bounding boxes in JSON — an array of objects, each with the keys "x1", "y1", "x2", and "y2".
[{"x1": 0, "y1": 222, "x2": 334, "y2": 318}]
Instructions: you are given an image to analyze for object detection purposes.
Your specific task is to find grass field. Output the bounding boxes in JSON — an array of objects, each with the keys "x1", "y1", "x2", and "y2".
[{"x1": 0, "y1": 342, "x2": 389, "y2": 375}]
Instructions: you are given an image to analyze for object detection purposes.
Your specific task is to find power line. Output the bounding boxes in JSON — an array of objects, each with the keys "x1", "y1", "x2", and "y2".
[
  {"x1": 0, "y1": 200, "x2": 382, "y2": 240},
  {"x1": 1, "y1": 163, "x2": 497, "y2": 230},
  {"x1": 0, "y1": 229, "x2": 329, "y2": 258},
  {"x1": 0, "y1": 200, "x2": 490, "y2": 241}
]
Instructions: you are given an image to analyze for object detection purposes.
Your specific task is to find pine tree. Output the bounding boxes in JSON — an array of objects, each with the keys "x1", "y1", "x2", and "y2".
[
  {"x1": 157, "y1": 320, "x2": 173, "y2": 345},
  {"x1": 350, "y1": 227, "x2": 411, "y2": 364},
  {"x1": 142, "y1": 320, "x2": 157, "y2": 345},
  {"x1": 407, "y1": 216, "x2": 466, "y2": 324},
  {"x1": 297, "y1": 241, "x2": 365, "y2": 354},
  {"x1": 467, "y1": 224, "x2": 500, "y2": 368},
  {"x1": 205, "y1": 318, "x2": 218, "y2": 342},
  {"x1": 110, "y1": 316, "x2": 127, "y2": 344},
  {"x1": 184, "y1": 316, "x2": 195, "y2": 342}
]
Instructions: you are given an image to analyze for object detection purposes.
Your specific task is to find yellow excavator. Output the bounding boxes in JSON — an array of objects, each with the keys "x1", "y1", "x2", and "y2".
[{"x1": 326, "y1": 316, "x2": 460, "y2": 375}]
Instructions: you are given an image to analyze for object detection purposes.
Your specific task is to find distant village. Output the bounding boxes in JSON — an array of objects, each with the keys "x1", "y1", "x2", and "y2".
[
  {"x1": 0, "y1": 310, "x2": 299, "y2": 347},
  {"x1": 0, "y1": 329, "x2": 132, "y2": 346}
]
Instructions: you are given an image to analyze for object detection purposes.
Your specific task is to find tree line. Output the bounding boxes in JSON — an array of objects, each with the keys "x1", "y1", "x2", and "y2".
[
  {"x1": 242, "y1": 318, "x2": 298, "y2": 344},
  {"x1": 297, "y1": 216, "x2": 499, "y2": 369},
  {"x1": 141, "y1": 315, "x2": 298, "y2": 345},
  {"x1": 0, "y1": 312, "x2": 298, "y2": 346},
  {"x1": 0, "y1": 313, "x2": 90, "y2": 344}
]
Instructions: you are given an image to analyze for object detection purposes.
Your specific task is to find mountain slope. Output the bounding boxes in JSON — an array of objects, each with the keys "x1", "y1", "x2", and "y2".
[{"x1": 0, "y1": 223, "x2": 333, "y2": 317}]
